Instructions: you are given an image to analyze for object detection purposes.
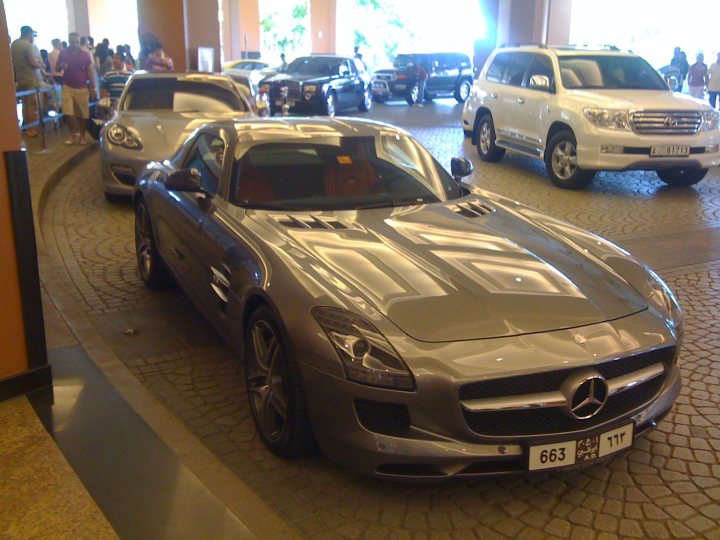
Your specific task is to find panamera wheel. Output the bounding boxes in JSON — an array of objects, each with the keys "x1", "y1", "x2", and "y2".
[{"x1": 134, "y1": 199, "x2": 170, "y2": 288}]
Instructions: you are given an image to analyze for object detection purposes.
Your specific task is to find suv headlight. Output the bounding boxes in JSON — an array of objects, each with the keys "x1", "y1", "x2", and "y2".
[
  {"x1": 106, "y1": 124, "x2": 143, "y2": 150},
  {"x1": 312, "y1": 307, "x2": 415, "y2": 390},
  {"x1": 583, "y1": 108, "x2": 631, "y2": 130},
  {"x1": 701, "y1": 110, "x2": 719, "y2": 131}
]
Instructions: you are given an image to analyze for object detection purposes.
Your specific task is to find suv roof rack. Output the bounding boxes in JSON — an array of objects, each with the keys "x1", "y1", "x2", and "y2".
[
  {"x1": 499, "y1": 43, "x2": 548, "y2": 49},
  {"x1": 556, "y1": 44, "x2": 621, "y2": 51}
]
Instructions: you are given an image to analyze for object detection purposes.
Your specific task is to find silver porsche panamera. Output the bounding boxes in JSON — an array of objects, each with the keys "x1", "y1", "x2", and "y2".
[{"x1": 134, "y1": 117, "x2": 683, "y2": 479}]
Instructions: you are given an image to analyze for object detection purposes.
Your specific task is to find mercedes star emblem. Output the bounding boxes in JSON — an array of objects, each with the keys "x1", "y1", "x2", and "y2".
[{"x1": 561, "y1": 371, "x2": 609, "y2": 419}]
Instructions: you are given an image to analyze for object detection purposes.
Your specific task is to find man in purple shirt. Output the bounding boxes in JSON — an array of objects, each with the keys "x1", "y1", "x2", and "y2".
[{"x1": 57, "y1": 32, "x2": 96, "y2": 144}]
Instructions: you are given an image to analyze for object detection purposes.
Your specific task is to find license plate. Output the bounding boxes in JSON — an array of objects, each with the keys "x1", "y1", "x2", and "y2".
[
  {"x1": 395, "y1": 83, "x2": 406, "y2": 90},
  {"x1": 528, "y1": 422, "x2": 634, "y2": 471},
  {"x1": 274, "y1": 100, "x2": 297, "y2": 107},
  {"x1": 650, "y1": 145, "x2": 690, "y2": 157}
]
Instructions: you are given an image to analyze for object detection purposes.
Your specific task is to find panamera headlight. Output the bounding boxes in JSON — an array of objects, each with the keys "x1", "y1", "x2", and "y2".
[
  {"x1": 583, "y1": 108, "x2": 631, "y2": 130},
  {"x1": 312, "y1": 307, "x2": 415, "y2": 390},
  {"x1": 701, "y1": 110, "x2": 719, "y2": 131},
  {"x1": 303, "y1": 84, "x2": 318, "y2": 93},
  {"x1": 643, "y1": 266, "x2": 684, "y2": 337},
  {"x1": 106, "y1": 123, "x2": 143, "y2": 150}
]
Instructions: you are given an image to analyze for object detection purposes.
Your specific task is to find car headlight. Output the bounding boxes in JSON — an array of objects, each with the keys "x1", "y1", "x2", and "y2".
[
  {"x1": 106, "y1": 123, "x2": 143, "y2": 150},
  {"x1": 312, "y1": 307, "x2": 415, "y2": 390},
  {"x1": 303, "y1": 84, "x2": 318, "y2": 93},
  {"x1": 643, "y1": 266, "x2": 684, "y2": 341},
  {"x1": 583, "y1": 108, "x2": 631, "y2": 130},
  {"x1": 701, "y1": 110, "x2": 719, "y2": 131}
]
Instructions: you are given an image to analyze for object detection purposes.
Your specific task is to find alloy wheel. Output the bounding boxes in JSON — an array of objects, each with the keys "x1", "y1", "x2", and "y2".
[{"x1": 551, "y1": 141, "x2": 578, "y2": 180}]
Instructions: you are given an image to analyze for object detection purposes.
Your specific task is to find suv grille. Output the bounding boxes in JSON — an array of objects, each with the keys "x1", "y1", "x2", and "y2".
[
  {"x1": 460, "y1": 347, "x2": 676, "y2": 438},
  {"x1": 630, "y1": 111, "x2": 702, "y2": 135}
]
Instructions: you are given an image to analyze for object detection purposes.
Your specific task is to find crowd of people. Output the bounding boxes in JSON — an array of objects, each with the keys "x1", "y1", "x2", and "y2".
[
  {"x1": 669, "y1": 47, "x2": 720, "y2": 108},
  {"x1": 10, "y1": 24, "x2": 175, "y2": 143}
]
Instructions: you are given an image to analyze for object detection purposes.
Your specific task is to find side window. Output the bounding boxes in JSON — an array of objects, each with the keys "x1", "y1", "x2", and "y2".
[
  {"x1": 348, "y1": 59, "x2": 358, "y2": 76},
  {"x1": 353, "y1": 58, "x2": 365, "y2": 74},
  {"x1": 486, "y1": 53, "x2": 512, "y2": 83},
  {"x1": 183, "y1": 134, "x2": 225, "y2": 195},
  {"x1": 436, "y1": 53, "x2": 456, "y2": 70},
  {"x1": 504, "y1": 53, "x2": 532, "y2": 86},
  {"x1": 525, "y1": 54, "x2": 555, "y2": 90}
]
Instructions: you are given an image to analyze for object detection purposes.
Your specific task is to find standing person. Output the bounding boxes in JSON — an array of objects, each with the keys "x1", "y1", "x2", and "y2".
[
  {"x1": 57, "y1": 32, "x2": 96, "y2": 145},
  {"x1": 101, "y1": 52, "x2": 131, "y2": 99},
  {"x1": 279, "y1": 52, "x2": 288, "y2": 72},
  {"x1": 670, "y1": 47, "x2": 689, "y2": 91},
  {"x1": 121, "y1": 45, "x2": 136, "y2": 71},
  {"x1": 48, "y1": 38, "x2": 64, "y2": 84},
  {"x1": 708, "y1": 52, "x2": 720, "y2": 109},
  {"x1": 412, "y1": 61, "x2": 428, "y2": 106},
  {"x1": 687, "y1": 53, "x2": 708, "y2": 99},
  {"x1": 10, "y1": 25, "x2": 42, "y2": 136},
  {"x1": 146, "y1": 44, "x2": 174, "y2": 72}
]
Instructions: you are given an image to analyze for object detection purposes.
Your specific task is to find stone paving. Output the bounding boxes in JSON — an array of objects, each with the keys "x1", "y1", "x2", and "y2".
[{"x1": 38, "y1": 98, "x2": 720, "y2": 538}]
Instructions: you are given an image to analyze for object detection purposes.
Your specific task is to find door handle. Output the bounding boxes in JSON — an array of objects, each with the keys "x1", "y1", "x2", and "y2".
[
  {"x1": 489, "y1": 92, "x2": 497, "y2": 99},
  {"x1": 517, "y1": 97, "x2": 525, "y2": 104}
]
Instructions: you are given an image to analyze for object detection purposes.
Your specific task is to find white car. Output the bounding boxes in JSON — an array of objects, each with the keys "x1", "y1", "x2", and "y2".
[{"x1": 462, "y1": 45, "x2": 720, "y2": 189}]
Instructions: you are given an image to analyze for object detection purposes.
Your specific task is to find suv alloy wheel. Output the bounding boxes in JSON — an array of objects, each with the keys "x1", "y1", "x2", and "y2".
[
  {"x1": 545, "y1": 131, "x2": 596, "y2": 189},
  {"x1": 476, "y1": 114, "x2": 506, "y2": 162}
]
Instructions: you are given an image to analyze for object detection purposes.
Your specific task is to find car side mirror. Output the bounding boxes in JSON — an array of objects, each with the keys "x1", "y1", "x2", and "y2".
[
  {"x1": 166, "y1": 168, "x2": 203, "y2": 192},
  {"x1": 451, "y1": 157, "x2": 474, "y2": 180},
  {"x1": 529, "y1": 75, "x2": 551, "y2": 91}
]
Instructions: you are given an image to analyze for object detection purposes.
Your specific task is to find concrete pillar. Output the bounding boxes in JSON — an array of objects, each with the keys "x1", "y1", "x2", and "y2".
[
  {"x1": 184, "y1": 0, "x2": 222, "y2": 72},
  {"x1": 66, "y1": 0, "x2": 91, "y2": 35},
  {"x1": 547, "y1": 0, "x2": 572, "y2": 45},
  {"x1": 137, "y1": 0, "x2": 187, "y2": 70},
  {"x1": 224, "y1": 0, "x2": 260, "y2": 61},
  {"x1": 0, "y1": 0, "x2": 51, "y2": 399},
  {"x1": 474, "y1": 0, "x2": 500, "y2": 72},
  {"x1": 310, "y1": 0, "x2": 336, "y2": 55}
]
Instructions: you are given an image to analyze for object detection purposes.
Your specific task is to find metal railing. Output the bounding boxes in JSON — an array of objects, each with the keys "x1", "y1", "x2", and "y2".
[{"x1": 15, "y1": 84, "x2": 63, "y2": 150}]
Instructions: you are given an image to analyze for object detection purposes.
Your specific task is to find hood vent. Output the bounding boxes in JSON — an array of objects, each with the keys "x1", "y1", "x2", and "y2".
[
  {"x1": 450, "y1": 200, "x2": 495, "y2": 218},
  {"x1": 278, "y1": 216, "x2": 348, "y2": 230}
]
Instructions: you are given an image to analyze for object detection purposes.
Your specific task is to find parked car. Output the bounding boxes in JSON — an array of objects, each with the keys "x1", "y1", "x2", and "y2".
[
  {"x1": 100, "y1": 72, "x2": 253, "y2": 200},
  {"x1": 222, "y1": 59, "x2": 275, "y2": 95},
  {"x1": 462, "y1": 45, "x2": 720, "y2": 189},
  {"x1": 134, "y1": 116, "x2": 682, "y2": 478},
  {"x1": 372, "y1": 52, "x2": 474, "y2": 104},
  {"x1": 261, "y1": 55, "x2": 371, "y2": 117}
]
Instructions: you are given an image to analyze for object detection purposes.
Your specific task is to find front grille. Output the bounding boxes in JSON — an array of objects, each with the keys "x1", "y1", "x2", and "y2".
[
  {"x1": 355, "y1": 399, "x2": 411, "y2": 436},
  {"x1": 460, "y1": 347, "x2": 676, "y2": 438},
  {"x1": 271, "y1": 81, "x2": 301, "y2": 100},
  {"x1": 463, "y1": 377, "x2": 663, "y2": 436},
  {"x1": 630, "y1": 111, "x2": 702, "y2": 135}
]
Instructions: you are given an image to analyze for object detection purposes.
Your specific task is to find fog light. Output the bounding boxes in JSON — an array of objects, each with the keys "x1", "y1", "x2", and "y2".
[
  {"x1": 601, "y1": 145, "x2": 624, "y2": 154},
  {"x1": 705, "y1": 144, "x2": 719, "y2": 154},
  {"x1": 304, "y1": 92, "x2": 312, "y2": 100}
]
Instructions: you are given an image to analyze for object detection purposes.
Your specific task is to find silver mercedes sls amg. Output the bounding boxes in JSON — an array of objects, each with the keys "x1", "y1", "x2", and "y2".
[{"x1": 133, "y1": 117, "x2": 682, "y2": 479}]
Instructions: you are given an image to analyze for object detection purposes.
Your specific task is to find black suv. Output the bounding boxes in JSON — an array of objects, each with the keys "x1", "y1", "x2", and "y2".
[
  {"x1": 371, "y1": 52, "x2": 474, "y2": 104},
  {"x1": 262, "y1": 55, "x2": 372, "y2": 117}
]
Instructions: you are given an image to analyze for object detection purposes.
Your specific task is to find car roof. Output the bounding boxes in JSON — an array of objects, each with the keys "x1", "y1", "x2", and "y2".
[
  {"x1": 212, "y1": 117, "x2": 410, "y2": 141},
  {"x1": 496, "y1": 44, "x2": 637, "y2": 58},
  {"x1": 128, "y1": 72, "x2": 237, "y2": 82}
]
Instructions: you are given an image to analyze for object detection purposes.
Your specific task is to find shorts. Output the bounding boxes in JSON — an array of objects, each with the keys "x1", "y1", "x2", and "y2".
[{"x1": 62, "y1": 86, "x2": 90, "y2": 119}]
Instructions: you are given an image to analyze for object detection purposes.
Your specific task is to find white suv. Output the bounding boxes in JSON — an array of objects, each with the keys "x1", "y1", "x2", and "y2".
[{"x1": 462, "y1": 45, "x2": 720, "y2": 189}]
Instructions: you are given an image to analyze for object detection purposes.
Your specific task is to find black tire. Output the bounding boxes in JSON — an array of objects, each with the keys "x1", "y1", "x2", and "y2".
[
  {"x1": 244, "y1": 306, "x2": 314, "y2": 458},
  {"x1": 358, "y1": 85, "x2": 372, "y2": 112},
  {"x1": 405, "y1": 84, "x2": 419, "y2": 105},
  {"x1": 656, "y1": 168, "x2": 708, "y2": 187},
  {"x1": 454, "y1": 79, "x2": 472, "y2": 103},
  {"x1": 475, "y1": 114, "x2": 505, "y2": 162},
  {"x1": 324, "y1": 91, "x2": 336, "y2": 117},
  {"x1": 134, "y1": 198, "x2": 171, "y2": 288},
  {"x1": 544, "y1": 131, "x2": 596, "y2": 189}
]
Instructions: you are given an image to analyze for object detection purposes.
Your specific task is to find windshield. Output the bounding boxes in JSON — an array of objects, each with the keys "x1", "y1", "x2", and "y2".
[
  {"x1": 558, "y1": 55, "x2": 668, "y2": 90},
  {"x1": 286, "y1": 57, "x2": 342, "y2": 76},
  {"x1": 231, "y1": 135, "x2": 464, "y2": 211},
  {"x1": 121, "y1": 78, "x2": 249, "y2": 112}
]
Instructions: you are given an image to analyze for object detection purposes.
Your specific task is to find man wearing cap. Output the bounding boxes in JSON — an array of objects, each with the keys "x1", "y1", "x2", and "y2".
[
  {"x1": 11, "y1": 25, "x2": 43, "y2": 137},
  {"x1": 57, "y1": 32, "x2": 96, "y2": 145}
]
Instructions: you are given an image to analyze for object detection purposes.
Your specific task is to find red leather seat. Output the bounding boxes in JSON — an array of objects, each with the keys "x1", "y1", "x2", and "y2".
[
  {"x1": 323, "y1": 157, "x2": 378, "y2": 197},
  {"x1": 235, "y1": 162, "x2": 275, "y2": 204}
]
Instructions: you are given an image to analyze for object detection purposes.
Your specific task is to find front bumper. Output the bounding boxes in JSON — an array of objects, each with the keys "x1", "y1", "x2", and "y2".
[
  {"x1": 297, "y1": 310, "x2": 682, "y2": 478},
  {"x1": 577, "y1": 126, "x2": 720, "y2": 171},
  {"x1": 100, "y1": 141, "x2": 174, "y2": 196}
]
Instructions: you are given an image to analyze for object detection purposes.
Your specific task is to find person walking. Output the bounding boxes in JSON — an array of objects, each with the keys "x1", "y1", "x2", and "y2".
[
  {"x1": 101, "y1": 52, "x2": 131, "y2": 99},
  {"x1": 708, "y1": 53, "x2": 720, "y2": 109},
  {"x1": 670, "y1": 47, "x2": 689, "y2": 91},
  {"x1": 57, "y1": 32, "x2": 96, "y2": 144},
  {"x1": 10, "y1": 25, "x2": 43, "y2": 136},
  {"x1": 687, "y1": 53, "x2": 708, "y2": 99},
  {"x1": 412, "y1": 61, "x2": 428, "y2": 106}
]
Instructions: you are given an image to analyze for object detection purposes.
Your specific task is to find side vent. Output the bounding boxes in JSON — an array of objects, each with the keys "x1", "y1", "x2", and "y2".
[
  {"x1": 450, "y1": 200, "x2": 495, "y2": 218},
  {"x1": 277, "y1": 216, "x2": 348, "y2": 230}
]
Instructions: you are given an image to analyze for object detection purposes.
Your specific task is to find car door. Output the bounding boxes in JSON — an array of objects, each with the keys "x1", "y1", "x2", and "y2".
[
  {"x1": 494, "y1": 52, "x2": 534, "y2": 150},
  {"x1": 482, "y1": 52, "x2": 514, "y2": 140},
  {"x1": 335, "y1": 59, "x2": 357, "y2": 107},
  {"x1": 517, "y1": 53, "x2": 556, "y2": 154},
  {"x1": 431, "y1": 53, "x2": 459, "y2": 95}
]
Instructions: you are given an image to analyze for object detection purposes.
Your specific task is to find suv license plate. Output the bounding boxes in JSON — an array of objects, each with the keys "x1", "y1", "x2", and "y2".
[
  {"x1": 528, "y1": 422, "x2": 634, "y2": 471},
  {"x1": 651, "y1": 145, "x2": 690, "y2": 157}
]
